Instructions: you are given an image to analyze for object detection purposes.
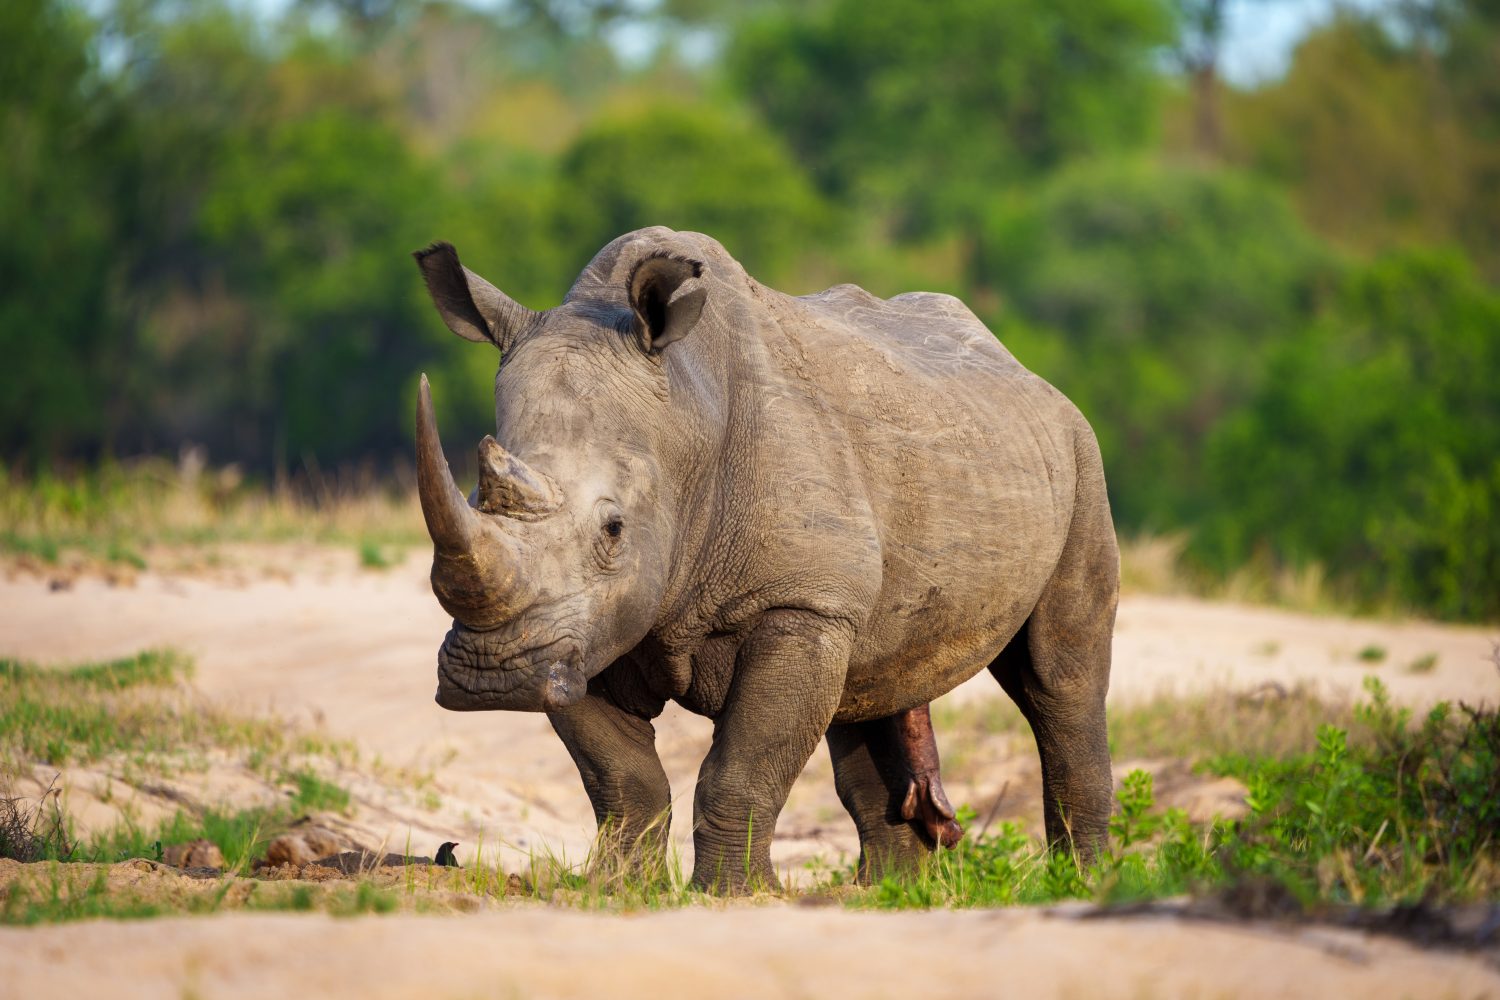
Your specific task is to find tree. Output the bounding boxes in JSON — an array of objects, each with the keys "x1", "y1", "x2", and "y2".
[
  {"x1": 1197, "y1": 250, "x2": 1500, "y2": 620},
  {"x1": 977, "y1": 160, "x2": 1334, "y2": 528},
  {"x1": 196, "y1": 99, "x2": 445, "y2": 465},
  {"x1": 553, "y1": 103, "x2": 831, "y2": 286},
  {"x1": 0, "y1": 0, "x2": 130, "y2": 463},
  {"x1": 729, "y1": 0, "x2": 1174, "y2": 237},
  {"x1": 1225, "y1": 8, "x2": 1500, "y2": 278}
]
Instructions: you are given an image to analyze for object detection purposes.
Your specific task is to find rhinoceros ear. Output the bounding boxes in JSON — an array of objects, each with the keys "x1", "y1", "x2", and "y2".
[
  {"x1": 413, "y1": 242, "x2": 537, "y2": 353},
  {"x1": 627, "y1": 253, "x2": 707, "y2": 354}
]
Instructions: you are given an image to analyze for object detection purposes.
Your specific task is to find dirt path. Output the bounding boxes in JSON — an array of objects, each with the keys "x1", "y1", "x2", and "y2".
[
  {"x1": 2, "y1": 550, "x2": 1497, "y2": 998},
  {"x1": 2, "y1": 904, "x2": 1495, "y2": 999},
  {"x1": 2, "y1": 549, "x2": 1496, "y2": 870}
]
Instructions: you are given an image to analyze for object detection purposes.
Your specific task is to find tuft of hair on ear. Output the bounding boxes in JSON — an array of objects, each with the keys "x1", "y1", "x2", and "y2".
[
  {"x1": 411, "y1": 241, "x2": 497, "y2": 346},
  {"x1": 413, "y1": 241, "x2": 456, "y2": 263},
  {"x1": 627, "y1": 252, "x2": 703, "y2": 287}
]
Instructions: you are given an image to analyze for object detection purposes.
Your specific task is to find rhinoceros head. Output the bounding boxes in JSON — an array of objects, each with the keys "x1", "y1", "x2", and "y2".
[{"x1": 411, "y1": 241, "x2": 707, "y2": 713}]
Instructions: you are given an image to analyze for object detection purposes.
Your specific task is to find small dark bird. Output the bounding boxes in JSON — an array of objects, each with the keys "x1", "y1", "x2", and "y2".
[{"x1": 435, "y1": 841, "x2": 460, "y2": 867}]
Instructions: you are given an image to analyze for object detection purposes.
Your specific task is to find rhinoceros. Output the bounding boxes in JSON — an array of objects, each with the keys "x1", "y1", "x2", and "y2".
[{"x1": 412, "y1": 227, "x2": 1118, "y2": 892}]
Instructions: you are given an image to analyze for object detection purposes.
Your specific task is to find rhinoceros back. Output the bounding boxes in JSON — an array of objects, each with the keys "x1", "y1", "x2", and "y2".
[{"x1": 774, "y1": 282, "x2": 1088, "y2": 719}]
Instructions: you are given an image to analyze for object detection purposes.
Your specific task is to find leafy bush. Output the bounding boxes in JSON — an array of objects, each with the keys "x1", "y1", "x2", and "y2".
[
  {"x1": 1197, "y1": 249, "x2": 1500, "y2": 619},
  {"x1": 871, "y1": 677, "x2": 1500, "y2": 909},
  {"x1": 553, "y1": 103, "x2": 831, "y2": 288},
  {"x1": 979, "y1": 160, "x2": 1335, "y2": 528},
  {"x1": 1215, "y1": 676, "x2": 1500, "y2": 903}
]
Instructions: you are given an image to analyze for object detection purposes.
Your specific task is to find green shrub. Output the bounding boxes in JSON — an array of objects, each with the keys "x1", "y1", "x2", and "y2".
[
  {"x1": 870, "y1": 676, "x2": 1500, "y2": 909},
  {"x1": 553, "y1": 103, "x2": 831, "y2": 289},
  {"x1": 978, "y1": 159, "x2": 1334, "y2": 529},
  {"x1": 1197, "y1": 249, "x2": 1500, "y2": 619}
]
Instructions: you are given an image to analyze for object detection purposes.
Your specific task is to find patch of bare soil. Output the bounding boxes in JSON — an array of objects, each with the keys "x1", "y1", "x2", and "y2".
[
  {"x1": 2, "y1": 546, "x2": 1498, "y2": 998},
  {"x1": 0, "y1": 856, "x2": 501, "y2": 915},
  {"x1": 2, "y1": 903, "x2": 1497, "y2": 1000}
]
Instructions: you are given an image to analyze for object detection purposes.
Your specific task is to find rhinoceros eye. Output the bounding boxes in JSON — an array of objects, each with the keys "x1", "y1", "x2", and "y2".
[{"x1": 593, "y1": 507, "x2": 625, "y2": 570}]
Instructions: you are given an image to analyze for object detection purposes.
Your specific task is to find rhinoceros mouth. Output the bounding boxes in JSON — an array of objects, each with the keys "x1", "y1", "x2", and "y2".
[{"x1": 435, "y1": 625, "x2": 586, "y2": 712}]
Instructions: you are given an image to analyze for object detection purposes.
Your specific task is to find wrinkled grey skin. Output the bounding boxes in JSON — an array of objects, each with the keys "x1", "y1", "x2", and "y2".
[{"x1": 412, "y1": 227, "x2": 1118, "y2": 892}]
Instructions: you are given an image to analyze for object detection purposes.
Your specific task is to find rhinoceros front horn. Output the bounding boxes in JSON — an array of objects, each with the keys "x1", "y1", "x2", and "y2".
[{"x1": 416, "y1": 374, "x2": 477, "y2": 556}]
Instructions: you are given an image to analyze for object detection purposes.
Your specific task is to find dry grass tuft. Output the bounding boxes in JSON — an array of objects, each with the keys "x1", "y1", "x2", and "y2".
[
  {"x1": 1, "y1": 457, "x2": 423, "y2": 575},
  {"x1": 0, "y1": 776, "x2": 73, "y2": 863}
]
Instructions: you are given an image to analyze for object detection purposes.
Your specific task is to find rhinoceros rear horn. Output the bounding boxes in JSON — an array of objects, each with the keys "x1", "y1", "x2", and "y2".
[
  {"x1": 415, "y1": 374, "x2": 477, "y2": 556},
  {"x1": 413, "y1": 242, "x2": 537, "y2": 354},
  {"x1": 628, "y1": 252, "x2": 707, "y2": 354},
  {"x1": 475, "y1": 436, "x2": 562, "y2": 519}
]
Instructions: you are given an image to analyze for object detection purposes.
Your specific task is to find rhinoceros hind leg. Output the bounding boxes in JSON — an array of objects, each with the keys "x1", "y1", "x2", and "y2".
[
  {"x1": 894, "y1": 704, "x2": 964, "y2": 848},
  {"x1": 987, "y1": 486, "x2": 1117, "y2": 863}
]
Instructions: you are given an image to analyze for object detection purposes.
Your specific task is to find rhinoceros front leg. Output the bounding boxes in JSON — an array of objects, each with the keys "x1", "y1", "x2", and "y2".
[
  {"x1": 548, "y1": 679, "x2": 671, "y2": 877},
  {"x1": 690, "y1": 609, "x2": 850, "y2": 894}
]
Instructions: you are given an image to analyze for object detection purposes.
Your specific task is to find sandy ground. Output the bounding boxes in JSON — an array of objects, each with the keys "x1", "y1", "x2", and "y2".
[
  {"x1": 3, "y1": 904, "x2": 1497, "y2": 1000},
  {"x1": 1, "y1": 548, "x2": 1497, "y2": 998}
]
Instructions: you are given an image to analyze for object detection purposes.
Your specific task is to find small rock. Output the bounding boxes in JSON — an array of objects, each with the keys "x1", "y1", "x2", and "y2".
[
  {"x1": 256, "y1": 862, "x2": 302, "y2": 881},
  {"x1": 301, "y1": 826, "x2": 343, "y2": 858},
  {"x1": 795, "y1": 893, "x2": 837, "y2": 908},
  {"x1": 177, "y1": 866, "x2": 224, "y2": 880},
  {"x1": 267, "y1": 826, "x2": 347, "y2": 868},
  {"x1": 1447, "y1": 903, "x2": 1500, "y2": 944},
  {"x1": 163, "y1": 839, "x2": 226, "y2": 870},
  {"x1": 266, "y1": 834, "x2": 312, "y2": 868}
]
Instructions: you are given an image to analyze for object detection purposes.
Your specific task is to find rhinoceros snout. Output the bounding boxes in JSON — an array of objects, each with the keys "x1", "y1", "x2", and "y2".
[{"x1": 434, "y1": 624, "x2": 586, "y2": 713}]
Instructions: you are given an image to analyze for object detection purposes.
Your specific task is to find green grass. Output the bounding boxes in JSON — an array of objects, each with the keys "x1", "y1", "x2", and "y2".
[
  {"x1": 82, "y1": 805, "x2": 274, "y2": 869},
  {"x1": 0, "y1": 461, "x2": 424, "y2": 573},
  {"x1": 936, "y1": 683, "x2": 1365, "y2": 766},
  {"x1": 1407, "y1": 652, "x2": 1439, "y2": 674},
  {"x1": 357, "y1": 539, "x2": 400, "y2": 570},
  {"x1": 0, "y1": 864, "x2": 404, "y2": 924},
  {"x1": 0, "y1": 649, "x2": 296, "y2": 769},
  {"x1": 1357, "y1": 644, "x2": 1388, "y2": 663},
  {"x1": 3, "y1": 649, "x2": 1495, "y2": 925},
  {"x1": 0, "y1": 649, "x2": 190, "y2": 691},
  {"x1": 285, "y1": 769, "x2": 352, "y2": 814},
  {"x1": 1, "y1": 648, "x2": 357, "y2": 872},
  {"x1": 877, "y1": 677, "x2": 1500, "y2": 910},
  {"x1": 1, "y1": 868, "x2": 178, "y2": 924}
]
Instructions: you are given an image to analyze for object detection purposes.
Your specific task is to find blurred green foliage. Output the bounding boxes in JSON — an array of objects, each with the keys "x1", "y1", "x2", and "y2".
[
  {"x1": 0, "y1": 0, "x2": 131, "y2": 460},
  {"x1": 2, "y1": 0, "x2": 1497, "y2": 619},
  {"x1": 731, "y1": 0, "x2": 1173, "y2": 236},
  {"x1": 978, "y1": 160, "x2": 1334, "y2": 527},
  {"x1": 1198, "y1": 250, "x2": 1500, "y2": 619},
  {"x1": 554, "y1": 104, "x2": 831, "y2": 280}
]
